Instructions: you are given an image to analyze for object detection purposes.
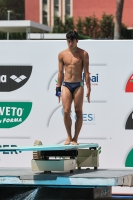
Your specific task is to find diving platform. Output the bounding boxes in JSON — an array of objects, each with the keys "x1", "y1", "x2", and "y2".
[
  {"x1": 0, "y1": 168, "x2": 133, "y2": 187},
  {"x1": 0, "y1": 168, "x2": 133, "y2": 199},
  {"x1": 0, "y1": 142, "x2": 99, "y2": 172},
  {"x1": 0, "y1": 142, "x2": 133, "y2": 199},
  {"x1": 0, "y1": 143, "x2": 99, "y2": 152}
]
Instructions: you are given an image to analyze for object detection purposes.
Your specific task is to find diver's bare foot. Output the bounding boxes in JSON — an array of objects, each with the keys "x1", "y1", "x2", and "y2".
[
  {"x1": 71, "y1": 137, "x2": 79, "y2": 145},
  {"x1": 71, "y1": 141, "x2": 79, "y2": 145},
  {"x1": 64, "y1": 137, "x2": 72, "y2": 145}
]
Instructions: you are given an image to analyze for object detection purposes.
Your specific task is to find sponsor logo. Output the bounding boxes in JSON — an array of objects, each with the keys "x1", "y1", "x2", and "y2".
[
  {"x1": 82, "y1": 114, "x2": 95, "y2": 121},
  {"x1": 82, "y1": 113, "x2": 95, "y2": 125},
  {"x1": 125, "y1": 74, "x2": 133, "y2": 92},
  {"x1": 125, "y1": 148, "x2": 133, "y2": 167},
  {"x1": 10, "y1": 75, "x2": 27, "y2": 83},
  {"x1": 0, "y1": 145, "x2": 21, "y2": 154},
  {"x1": 61, "y1": 107, "x2": 72, "y2": 117},
  {"x1": 125, "y1": 111, "x2": 133, "y2": 129},
  {"x1": 55, "y1": 73, "x2": 99, "y2": 86},
  {"x1": 61, "y1": 108, "x2": 95, "y2": 124},
  {"x1": 0, "y1": 75, "x2": 6, "y2": 83},
  {"x1": 82, "y1": 73, "x2": 99, "y2": 86},
  {"x1": 0, "y1": 102, "x2": 32, "y2": 128},
  {"x1": 0, "y1": 65, "x2": 32, "y2": 92}
]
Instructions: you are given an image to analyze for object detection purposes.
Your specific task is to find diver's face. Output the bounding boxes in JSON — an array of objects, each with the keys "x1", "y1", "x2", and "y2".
[{"x1": 67, "y1": 39, "x2": 78, "y2": 49}]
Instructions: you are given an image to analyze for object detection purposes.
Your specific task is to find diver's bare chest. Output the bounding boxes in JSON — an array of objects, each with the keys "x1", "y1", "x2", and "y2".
[{"x1": 63, "y1": 54, "x2": 82, "y2": 65}]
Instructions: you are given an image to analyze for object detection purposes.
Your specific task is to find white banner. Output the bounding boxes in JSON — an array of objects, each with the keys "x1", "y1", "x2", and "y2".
[{"x1": 0, "y1": 40, "x2": 133, "y2": 169}]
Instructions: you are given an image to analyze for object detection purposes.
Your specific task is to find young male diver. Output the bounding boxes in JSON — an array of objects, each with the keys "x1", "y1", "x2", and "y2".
[{"x1": 56, "y1": 30, "x2": 91, "y2": 145}]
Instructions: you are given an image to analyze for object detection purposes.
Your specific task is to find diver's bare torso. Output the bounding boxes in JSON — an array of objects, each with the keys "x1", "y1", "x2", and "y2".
[{"x1": 60, "y1": 47, "x2": 85, "y2": 82}]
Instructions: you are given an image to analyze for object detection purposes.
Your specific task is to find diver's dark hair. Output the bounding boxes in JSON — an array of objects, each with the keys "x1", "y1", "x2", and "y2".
[{"x1": 66, "y1": 30, "x2": 78, "y2": 40}]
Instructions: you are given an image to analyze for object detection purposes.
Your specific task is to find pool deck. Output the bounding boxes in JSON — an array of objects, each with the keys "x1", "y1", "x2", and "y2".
[{"x1": 0, "y1": 168, "x2": 133, "y2": 187}]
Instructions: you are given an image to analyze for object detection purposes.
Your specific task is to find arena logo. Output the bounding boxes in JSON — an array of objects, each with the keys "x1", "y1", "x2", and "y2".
[
  {"x1": 0, "y1": 75, "x2": 6, "y2": 82},
  {"x1": 125, "y1": 74, "x2": 133, "y2": 92},
  {"x1": 0, "y1": 102, "x2": 32, "y2": 128},
  {"x1": 10, "y1": 75, "x2": 27, "y2": 83},
  {"x1": 0, "y1": 65, "x2": 32, "y2": 92},
  {"x1": 125, "y1": 111, "x2": 133, "y2": 130}
]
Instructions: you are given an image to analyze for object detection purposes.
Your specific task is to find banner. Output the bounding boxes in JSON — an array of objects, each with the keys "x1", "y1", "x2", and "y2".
[{"x1": 0, "y1": 40, "x2": 133, "y2": 169}]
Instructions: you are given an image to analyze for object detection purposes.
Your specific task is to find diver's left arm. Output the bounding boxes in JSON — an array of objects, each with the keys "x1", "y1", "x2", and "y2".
[{"x1": 83, "y1": 51, "x2": 91, "y2": 103}]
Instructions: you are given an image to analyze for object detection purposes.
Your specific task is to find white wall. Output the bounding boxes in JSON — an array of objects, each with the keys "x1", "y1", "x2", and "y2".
[{"x1": 0, "y1": 40, "x2": 133, "y2": 169}]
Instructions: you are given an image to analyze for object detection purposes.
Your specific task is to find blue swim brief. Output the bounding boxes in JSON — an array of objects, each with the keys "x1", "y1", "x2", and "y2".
[{"x1": 62, "y1": 81, "x2": 83, "y2": 95}]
